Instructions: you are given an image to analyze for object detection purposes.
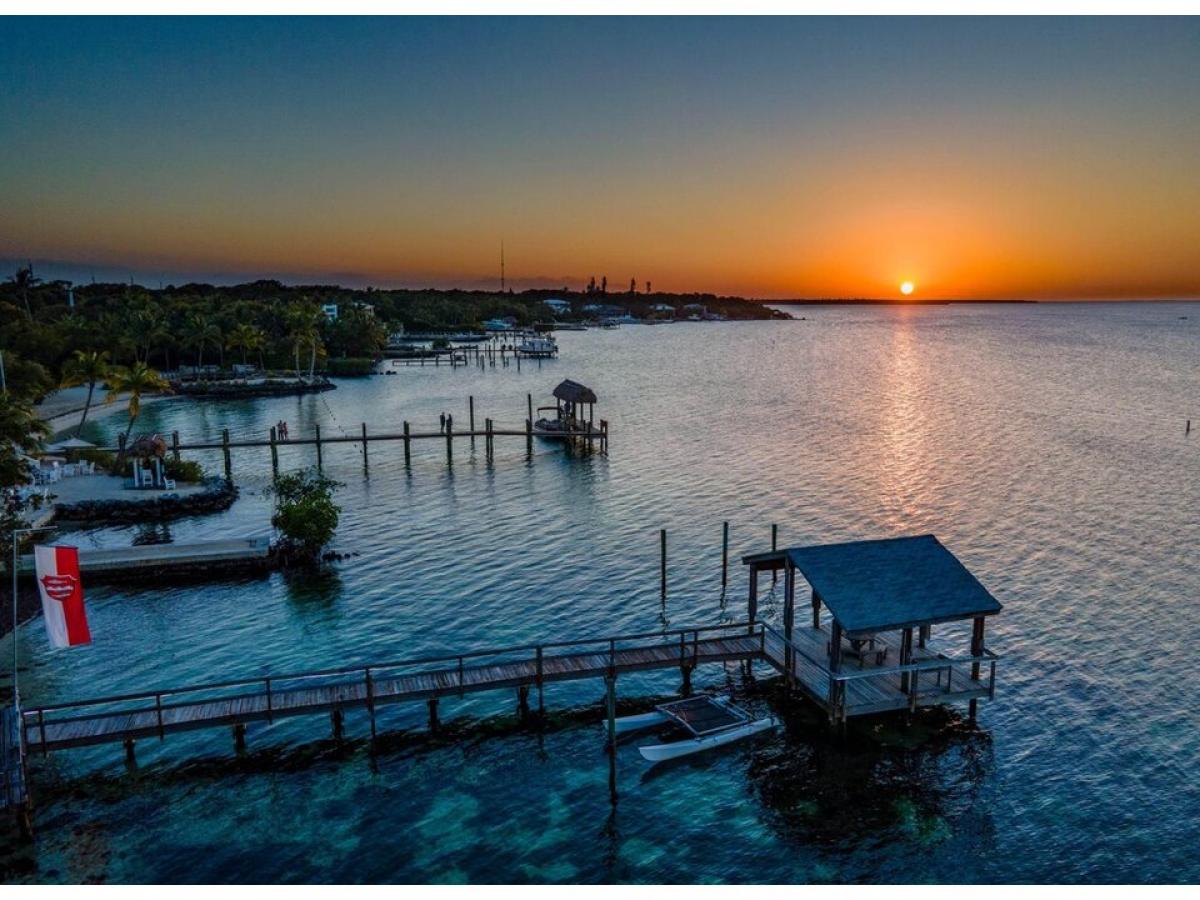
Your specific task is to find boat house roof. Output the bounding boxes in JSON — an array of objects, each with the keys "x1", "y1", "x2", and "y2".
[
  {"x1": 552, "y1": 379, "x2": 597, "y2": 404},
  {"x1": 744, "y1": 534, "x2": 1001, "y2": 636}
]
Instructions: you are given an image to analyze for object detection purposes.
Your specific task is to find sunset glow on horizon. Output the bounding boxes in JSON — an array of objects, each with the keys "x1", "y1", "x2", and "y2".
[{"x1": 2, "y1": 17, "x2": 1199, "y2": 299}]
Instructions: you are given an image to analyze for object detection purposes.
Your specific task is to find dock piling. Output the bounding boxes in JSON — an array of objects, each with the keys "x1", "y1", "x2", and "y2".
[
  {"x1": 525, "y1": 417, "x2": 533, "y2": 456},
  {"x1": 123, "y1": 737, "x2": 136, "y2": 769},
  {"x1": 403, "y1": 421, "x2": 411, "y2": 467},
  {"x1": 361, "y1": 423, "x2": 369, "y2": 476},
  {"x1": 171, "y1": 431, "x2": 181, "y2": 463},
  {"x1": 221, "y1": 429, "x2": 232, "y2": 482},
  {"x1": 660, "y1": 528, "x2": 667, "y2": 607},
  {"x1": 469, "y1": 396, "x2": 475, "y2": 447},
  {"x1": 315, "y1": 423, "x2": 323, "y2": 470},
  {"x1": 721, "y1": 521, "x2": 729, "y2": 592},
  {"x1": 445, "y1": 414, "x2": 453, "y2": 465},
  {"x1": 771, "y1": 523, "x2": 779, "y2": 584},
  {"x1": 233, "y1": 722, "x2": 246, "y2": 753},
  {"x1": 428, "y1": 697, "x2": 440, "y2": 734},
  {"x1": 330, "y1": 708, "x2": 343, "y2": 741},
  {"x1": 269, "y1": 426, "x2": 279, "y2": 479}
]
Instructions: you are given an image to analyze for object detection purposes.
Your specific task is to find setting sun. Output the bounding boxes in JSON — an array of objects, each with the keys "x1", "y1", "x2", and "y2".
[{"x1": 900, "y1": 281, "x2": 915, "y2": 296}]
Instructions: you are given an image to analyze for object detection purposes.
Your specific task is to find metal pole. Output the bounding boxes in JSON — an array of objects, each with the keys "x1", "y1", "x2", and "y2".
[{"x1": 11, "y1": 527, "x2": 56, "y2": 706}]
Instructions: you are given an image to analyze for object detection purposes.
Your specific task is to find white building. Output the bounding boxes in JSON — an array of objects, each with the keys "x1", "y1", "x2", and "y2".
[
  {"x1": 321, "y1": 303, "x2": 339, "y2": 321},
  {"x1": 543, "y1": 298, "x2": 571, "y2": 314}
]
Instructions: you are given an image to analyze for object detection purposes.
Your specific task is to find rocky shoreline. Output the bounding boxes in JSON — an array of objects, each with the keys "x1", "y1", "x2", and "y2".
[
  {"x1": 170, "y1": 377, "x2": 336, "y2": 399},
  {"x1": 53, "y1": 476, "x2": 239, "y2": 523}
]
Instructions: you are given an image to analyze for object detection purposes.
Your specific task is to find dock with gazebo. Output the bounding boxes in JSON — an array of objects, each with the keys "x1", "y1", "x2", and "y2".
[{"x1": 744, "y1": 534, "x2": 1002, "y2": 724}]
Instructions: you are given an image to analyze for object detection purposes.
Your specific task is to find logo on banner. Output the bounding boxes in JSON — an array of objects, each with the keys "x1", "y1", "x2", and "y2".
[{"x1": 41, "y1": 573, "x2": 78, "y2": 603}]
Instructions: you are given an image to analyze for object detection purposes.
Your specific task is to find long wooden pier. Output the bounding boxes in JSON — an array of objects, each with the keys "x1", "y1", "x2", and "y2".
[
  {"x1": 21, "y1": 622, "x2": 762, "y2": 755},
  {"x1": 103, "y1": 392, "x2": 609, "y2": 481},
  {"x1": 15, "y1": 537, "x2": 273, "y2": 581},
  {"x1": 17, "y1": 619, "x2": 997, "y2": 759}
]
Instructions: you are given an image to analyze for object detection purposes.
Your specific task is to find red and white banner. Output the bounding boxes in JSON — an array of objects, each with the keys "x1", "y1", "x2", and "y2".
[{"x1": 34, "y1": 545, "x2": 92, "y2": 649}]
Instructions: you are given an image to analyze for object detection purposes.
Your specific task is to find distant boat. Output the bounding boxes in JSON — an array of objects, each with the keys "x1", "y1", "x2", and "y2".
[
  {"x1": 483, "y1": 318, "x2": 516, "y2": 332},
  {"x1": 515, "y1": 337, "x2": 558, "y2": 358}
]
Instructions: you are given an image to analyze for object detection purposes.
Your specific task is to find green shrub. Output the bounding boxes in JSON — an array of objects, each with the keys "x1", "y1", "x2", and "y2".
[
  {"x1": 269, "y1": 469, "x2": 342, "y2": 558},
  {"x1": 164, "y1": 458, "x2": 204, "y2": 482},
  {"x1": 324, "y1": 357, "x2": 377, "y2": 377}
]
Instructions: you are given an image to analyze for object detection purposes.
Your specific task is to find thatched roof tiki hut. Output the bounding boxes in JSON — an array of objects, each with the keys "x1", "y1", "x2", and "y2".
[{"x1": 742, "y1": 534, "x2": 1003, "y2": 725}]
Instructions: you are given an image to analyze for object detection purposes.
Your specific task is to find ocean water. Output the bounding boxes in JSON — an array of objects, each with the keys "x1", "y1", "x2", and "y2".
[{"x1": 3, "y1": 301, "x2": 1199, "y2": 883}]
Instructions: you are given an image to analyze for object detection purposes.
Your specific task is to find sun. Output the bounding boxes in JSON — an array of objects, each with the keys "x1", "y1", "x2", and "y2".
[{"x1": 899, "y1": 281, "x2": 915, "y2": 296}]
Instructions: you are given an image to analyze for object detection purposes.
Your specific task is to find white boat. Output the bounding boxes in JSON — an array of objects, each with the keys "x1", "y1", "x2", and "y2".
[
  {"x1": 612, "y1": 695, "x2": 778, "y2": 762},
  {"x1": 515, "y1": 337, "x2": 558, "y2": 358}
]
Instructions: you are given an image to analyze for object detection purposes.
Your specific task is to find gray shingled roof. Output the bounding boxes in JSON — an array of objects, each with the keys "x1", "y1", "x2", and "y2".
[
  {"x1": 782, "y1": 534, "x2": 1002, "y2": 635},
  {"x1": 552, "y1": 379, "x2": 597, "y2": 404}
]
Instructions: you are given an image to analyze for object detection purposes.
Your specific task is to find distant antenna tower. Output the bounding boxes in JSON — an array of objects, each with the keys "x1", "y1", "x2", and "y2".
[{"x1": 500, "y1": 240, "x2": 505, "y2": 292}]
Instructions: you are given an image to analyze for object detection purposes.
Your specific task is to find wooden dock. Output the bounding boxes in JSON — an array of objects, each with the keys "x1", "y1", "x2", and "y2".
[
  {"x1": 19, "y1": 619, "x2": 997, "y2": 758},
  {"x1": 102, "y1": 391, "x2": 609, "y2": 481},
  {"x1": 17, "y1": 537, "x2": 272, "y2": 579}
]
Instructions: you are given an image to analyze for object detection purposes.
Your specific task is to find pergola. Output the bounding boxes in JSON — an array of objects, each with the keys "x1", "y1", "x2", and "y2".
[{"x1": 743, "y1": 534, "x2": 1002, "y2": 719}]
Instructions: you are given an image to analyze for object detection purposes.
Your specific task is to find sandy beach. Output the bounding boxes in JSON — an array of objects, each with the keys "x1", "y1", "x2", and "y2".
[{"x1": 36, "y1": 386, "x2": 173, "y2": 437}]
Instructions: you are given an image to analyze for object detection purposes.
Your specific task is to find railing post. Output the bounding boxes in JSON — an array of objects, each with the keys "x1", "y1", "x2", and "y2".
[{"x1": 155, "y1": 692, "x2": 164, "y2": 740}]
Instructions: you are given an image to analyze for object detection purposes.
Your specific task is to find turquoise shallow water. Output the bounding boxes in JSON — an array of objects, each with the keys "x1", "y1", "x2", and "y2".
[{"x1": 3, "y1": 302, "x2": 1199, "y2": 883}]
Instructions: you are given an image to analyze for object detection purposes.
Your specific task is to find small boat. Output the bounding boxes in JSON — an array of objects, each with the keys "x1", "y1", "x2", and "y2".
[
  {"x1": 515, "y1": 337, "x2": 558, "y2": 358},
  {"x1": 613, "y1": 695, "x2": 778, "y2": 762}
]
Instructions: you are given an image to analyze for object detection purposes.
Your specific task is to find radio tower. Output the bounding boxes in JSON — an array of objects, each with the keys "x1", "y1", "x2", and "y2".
[{"x1": 500, "y1": 240, "x2": 505, "y2": 292}]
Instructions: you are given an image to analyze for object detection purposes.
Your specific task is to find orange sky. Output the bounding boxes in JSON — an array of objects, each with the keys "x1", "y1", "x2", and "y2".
[{"x1": 3, "y1": 18, "x2": 1199, "y2": 299}]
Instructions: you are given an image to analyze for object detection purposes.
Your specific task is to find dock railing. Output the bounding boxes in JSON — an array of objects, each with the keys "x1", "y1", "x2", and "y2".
[
  {"x1": 760, "y1": 624, "x2": 1001, "y2": 719},
  {"x1": 22, "y1": 621, "x2": 764, "y2": 751}
]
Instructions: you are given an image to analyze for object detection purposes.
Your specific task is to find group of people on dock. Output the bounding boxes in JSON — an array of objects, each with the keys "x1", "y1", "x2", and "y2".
[{"x1": 275, "y1": 419, "x2": 290, "y2": 439}]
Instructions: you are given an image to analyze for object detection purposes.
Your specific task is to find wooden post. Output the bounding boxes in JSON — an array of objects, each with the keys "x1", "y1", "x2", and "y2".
[
  {"x1": 361, "y1": 423, "x2": 369, "y2": 476},
  {"x1": 782, "y1": 564, "x2": 792, "y2": 676},
  {"x1": 445, "y1": 414, "x2": 453, "y2": 465},
  {"x1": 233, "y1": 722, "x2": 246, "y2": 753},
  {"x1": 969, "y1": 616, "x2": 986, "y2": 721},
  {"x1": 469, "y1": 396, "x2": 475, "y2": 447},
  {"x1": 403, "y1": 421, "x2": 411, "y2": 467},
  {"x1": 525, "y1": 417, "x2": 533, "y2": 455},
  {"x1": 123, "y1": 737, "x2": 136, "y2": 768},
  {"x1": 330, "y1": 707, "x2": 343, "y2": 740},
  {"x1": 314, "y1": 423, "x2": 323, "y2": 470},
  {"x1": 604, "y1": 675, "x2": 617, "y2": 753},
  {"x1": 771, "y1": 523, "x2": 778, "y2": 584},
  {"x1": 486, "y1": 418, "x2": 494, "y2": 460},
  {"x1": 680, "y1": 663, "x2": 693, "y2": 697},
  {"x1": 517, "y1": 685, "x2": 530, "y2": 722},
  {"x1": 171, "y1": 430, "x2": 181, "y2": 463},
  {"x1": 428, "y1": 696, "x2": 439, "y2": 733},
  {"x1": 527, "y1": 393, "x2": 533, "y2": 425},
  {"x1": 117, "y1": 432, "x2": 127, "y2": 463},
  {"x1": 748, "y1": 566, "x2": 758, "y2": 625},
  {"x1": 900, "y1": 628, "x2": 913, "y2": 692},
  {"x1": 828, "y1": 620, "x2": 843, "y2": 724},
  {"x1": 659, "y1": 528, "x2": 667, "y2": 607},
  {"x1": 221, "y1": 428, "x2": 232, "y2": 482},
  {"x1": 269, "y1": 426, "x2": 279, "y2": 478},
  {"x1": 811, "y1": 589, "x2": 821, "y2": 628},
  {"x1": 365, "y1": 668, "x2": 376, "y2": 741},
  {"x1": 918, "y1": 624, "x2": 930, "y2": 648},
  {"x1": 721, "y1": 521, "x2": 729, "y2": 593},
  {"x1": 536, "y1": 646, "x2": 545, "y2": 716}
]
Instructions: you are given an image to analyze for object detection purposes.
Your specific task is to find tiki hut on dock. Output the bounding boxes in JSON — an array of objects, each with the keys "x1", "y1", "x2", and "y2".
[{"x1": 743, "y1": 534, "x2": 1003, "y2": 724}]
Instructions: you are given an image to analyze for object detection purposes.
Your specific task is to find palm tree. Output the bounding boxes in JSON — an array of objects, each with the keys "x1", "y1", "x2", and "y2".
[
  {"x1": 286, "y1": 305, "x2": 323, "y2": 381},
  {"x1": 184, "y1": 313, "x2": 222, "y2": 375},
  {"x1": 0, "y1": 393, "x2": 49, "y2": 486},
  {"x1": 60, "y1": 350, "x2": 111, "y2": 436},
  {"x1": 104, "y1": 362, "x2": 171, "y2": 463},
  {"x1": 227, "y1": 324, "x2": 266, "y2": 369},
  {"x1": 9, "y1": 264, "x2": 39, "y2": 321}
]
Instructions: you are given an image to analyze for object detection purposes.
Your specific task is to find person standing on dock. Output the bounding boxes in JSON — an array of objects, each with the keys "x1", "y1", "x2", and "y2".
[{"x1": 439, "y1": 412, "x2": 446, "y2": 433}]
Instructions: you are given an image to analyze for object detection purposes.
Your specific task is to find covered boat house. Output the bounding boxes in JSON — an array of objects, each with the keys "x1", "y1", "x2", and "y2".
[{"x1": 743, "y1": 534, "x2": 1002, "y2": 724}]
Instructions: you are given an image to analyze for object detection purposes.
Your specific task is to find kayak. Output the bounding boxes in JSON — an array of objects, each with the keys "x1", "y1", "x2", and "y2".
[{"x1": 637, "y1": 716, "x2": 778, "y2": 762}]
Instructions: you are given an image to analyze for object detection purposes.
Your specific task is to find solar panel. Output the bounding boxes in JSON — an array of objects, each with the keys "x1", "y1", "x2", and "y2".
[{"x1": 655, "y1": 696, "x2": 750, "y2": 736}]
